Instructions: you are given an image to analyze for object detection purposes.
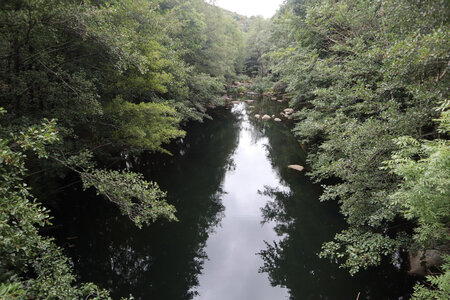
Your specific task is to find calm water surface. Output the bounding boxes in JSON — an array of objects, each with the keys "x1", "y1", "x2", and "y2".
[
  {"x1": 194, "y1": 103, "x2": 289, "y2": 299},
  {"x1": 49, "y1": 99, "x2": 415, "y2": 299}
]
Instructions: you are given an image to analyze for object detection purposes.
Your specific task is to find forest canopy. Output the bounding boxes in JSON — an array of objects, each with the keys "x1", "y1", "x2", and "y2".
[
  {"x1": 0, "y1": 0, "x2": 245, "y2": 298},
  {"x1": 246, "y1": 0, "x2": 449, "y2": 298},
  {"x1": 1, "y1": 0, "x2": 449, "y2": 299}
]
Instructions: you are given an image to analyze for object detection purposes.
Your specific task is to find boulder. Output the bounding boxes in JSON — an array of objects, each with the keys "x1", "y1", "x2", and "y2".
[
  {"x1": 247, "y1": 91, "x2": 258, "y2": 96},
  {"x1": 271, "y1": 114, "x2": 275, "y2": 118},
  {"x1": 274, "y1": 118, "x2": 282, "y2": 122},
  {"x1": 283, "y1": 94, "x2": 293, "y2": 100},
  {"x1": 231, "y1": 101, "x2": 240, "y2": 104},
  {"x1": 284, "y1": 108, "x2": 294, "y2": 114},
  {"x1": 288, "y1": 165, "x2": 304, "y2": 172},
  {"x1": 262, "y1": 114, "x2": 271, "y2": 120},
  {"x1": 271, "y1": 97, "x2": 277, "y2": 101},
  {"x1": 277, "y1": 100, "x2": 283, "y2": 103},
  {"x1": 245, "y1": 100, "x2": 255, "y2": 104},
  {"x1": 249, "y1": 106, "x2": 255, "y2": 109},
  {"x1": 254, "y1": 114, "x2": 261, "y2": 119}
]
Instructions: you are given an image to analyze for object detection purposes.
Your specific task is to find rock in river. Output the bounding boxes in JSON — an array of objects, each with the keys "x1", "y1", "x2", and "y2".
[
  {"x1": 288, "y1": 165, "x2": 304, "y2": 172},
  {"x1": 262, "y1": 114, "x2": 271, "y2": 120},
  {"x1": 274, "y1": 118, "x2": 282, "y2": 122},
  {"x1": 254, "y1": 114, "x2": 261, "y2": 119}
]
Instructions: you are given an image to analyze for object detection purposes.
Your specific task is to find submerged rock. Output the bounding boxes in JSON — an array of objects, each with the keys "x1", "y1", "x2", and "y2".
[
  {"x1": 284, "y1": 108, "x2": 294, "y2": 114},
  {"x1": 262, "y1": 114, "x2": 271, "y2": 120},
  {"x1": 288, "y1": 165, "x2": 304, "y2": 172}
]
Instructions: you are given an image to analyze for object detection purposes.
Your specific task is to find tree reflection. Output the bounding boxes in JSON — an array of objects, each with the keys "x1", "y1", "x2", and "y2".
[
  {"x1": 48, "y1": 107, "x2": 241, "y2": 299},
  {"x1": 255, "y1": 117, "x2": 415, "y2": 299}
]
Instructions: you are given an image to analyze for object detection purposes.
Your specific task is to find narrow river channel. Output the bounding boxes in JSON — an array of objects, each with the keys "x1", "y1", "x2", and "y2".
[
  {"x1": 50, "y1": 100, "x2": 415, "y2": 299},
  {"x1": 194, "y1": 103, "x2": 289, "y2": 299}
]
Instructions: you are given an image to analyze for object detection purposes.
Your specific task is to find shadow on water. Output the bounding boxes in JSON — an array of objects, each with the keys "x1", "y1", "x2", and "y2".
[
  {"x1": 44, "y1": 97, "x2": 416, "y2": 299},
  {"x1": 247, "y1": 97, "x2": 415, "y2": 299},
  {"x1": 48, "y1": 106, "x2": 241, "y2": 300}
]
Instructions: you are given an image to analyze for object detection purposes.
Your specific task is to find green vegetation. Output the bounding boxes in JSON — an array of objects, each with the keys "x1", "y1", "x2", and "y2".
[
  {"x1": 0, "y1": 0, "x2": 244, "y2": 298},
  {"x1": 1, "y1": 0, "x2": 449, "y2": 298},
  {"x1": 248, "y1": 0, "x2": 449, "y2": 298}
]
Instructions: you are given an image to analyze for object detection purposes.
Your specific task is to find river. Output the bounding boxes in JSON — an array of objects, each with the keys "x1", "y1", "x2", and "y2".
[{"x1": 49, "y1": 98, "x2": 415, "y2": 299}]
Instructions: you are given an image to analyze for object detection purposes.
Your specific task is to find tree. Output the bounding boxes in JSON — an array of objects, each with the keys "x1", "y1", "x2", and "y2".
[
  {"x1": 263, "y1": 0, "x2": 450, "y2": 293},
  {"x1": 0, "y1": 0, "x2": 246, "y2": 297},
  {"x1": 0, "y1": 110, "x2": 111, "y2": 298}
]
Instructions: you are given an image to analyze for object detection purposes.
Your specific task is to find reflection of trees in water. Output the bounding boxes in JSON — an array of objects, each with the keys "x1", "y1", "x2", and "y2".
[
  {"x1": 258, "y1": 185, "x2": 414, "y2": 299},
  {"x1": 253, "y1": 116, "x2": 414, "y2": 299},
  {"x1": 244, "y1": 97, "x2": 285, "y2": 146},
  {"x1": 49, "y1": 107, "x2": 241, "y2": 300},
  {"x1": 259, "y1": 187, "x2": 295, "y2": 236},
  {"x1": 257, "y1": 185, "x2": 337, "y2": 298}
]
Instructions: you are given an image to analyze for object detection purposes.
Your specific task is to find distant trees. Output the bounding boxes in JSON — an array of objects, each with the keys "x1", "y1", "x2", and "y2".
[{"x1": 243, "y1": 17, "x2": 271, "y2": 78}]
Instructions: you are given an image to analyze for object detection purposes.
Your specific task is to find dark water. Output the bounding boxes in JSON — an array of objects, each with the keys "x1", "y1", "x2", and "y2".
[{"x1": 49, "y1": 99, "x2": 415, "y2": 299}]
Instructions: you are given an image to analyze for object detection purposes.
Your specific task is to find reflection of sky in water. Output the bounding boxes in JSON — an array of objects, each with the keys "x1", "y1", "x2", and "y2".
[
  {"x1": 194, "y1": 103, "x2": 289, "y2": 299},
  {"x1": 48, "y1": 100, "x2": 414, "y2": 299}
]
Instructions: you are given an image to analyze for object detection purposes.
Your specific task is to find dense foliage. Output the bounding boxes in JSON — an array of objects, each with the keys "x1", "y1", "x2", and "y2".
[
  {"x1": 2, "y1": 0, "x2": 449, "y2": 298},
  {"x1": 0, "y1": 112, "x2": 112, "y2": 298},
  {"x1": 250, "y1": 0, "x2": 449, "y2": 297},
  {"x1": 0, "y1": 0, "x2": 245, "y2": 298}
]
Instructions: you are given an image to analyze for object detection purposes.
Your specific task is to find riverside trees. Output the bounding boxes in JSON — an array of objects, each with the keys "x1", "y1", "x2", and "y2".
[
  {"x1": 0, "y1": 0, "x2": 244, "y2": 297},
  {"x1": 253, "y1": 0, "x2": 449, "y2": 297},
  {"x1": 1, "y1": 0, "x2": 449, "y2": 298}
]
